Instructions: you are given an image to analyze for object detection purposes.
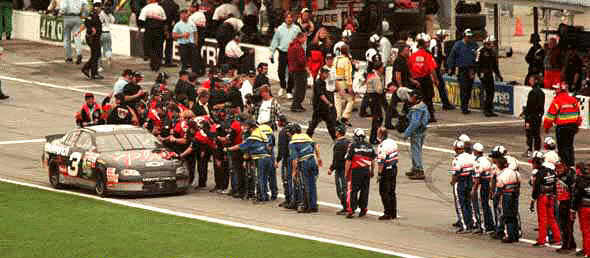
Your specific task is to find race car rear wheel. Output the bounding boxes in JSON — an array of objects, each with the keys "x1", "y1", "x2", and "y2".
[
  {"x1": 49, "y1": 162, "x2": 64, "y2": 189},
  {"x1": 95, "y1": 174, "x2": 108, "y2": 197}
]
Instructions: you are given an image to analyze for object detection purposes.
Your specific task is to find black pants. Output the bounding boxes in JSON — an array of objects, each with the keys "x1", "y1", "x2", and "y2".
[
  {"x1": 417, "y1": 76, "x2": 435, "y2": 119},
  {"x1": 556, "y1": 124, "x2": 577, "y2": 167},
  {"x1": 291, "y1": 70, "x2": 307, "y2": 109},
  {"x1": 164, "y1": 29, "x2": 173, "y2": 64},
  {"x1": 480, "y1": 73, "x2": 495, "y2": 113},
  {"x1": 278, "y1": 50, "x2": 288, "y2": 90},
  {"x1": 559, "y1": 200, "x2": 577, "y2": 249},
  {"x1": 217, "y1": 39, "x2": 229, "y2": 66},
  {"x1": 368, "y1": 93, "x2": 385, "y2": 143},
  {"x1": 360, "y1": 95, "x2": 370, "y2": 116},
  {"x1": 347, "y1": 172, "x2": 370, "y2": 214},
  {"x1": 526, "y1": 116, "x2": 542, "y2": 151},
  {"x1": 458, "y1": 68, "x2": 474, "y2": 113},
  {"x1": 231, "y1": 151, "x2": 246, "y2": 196},
  {"x1": 82, "y1": 38, "x2": 101, "y2": 77},
  {"x1": 379, "y1": 167, "x2": 397, "y2": 217},
  {"x1": 385, "y1": 93, "x2": 401, "y2": 127},
  {"x1": 307, "y1": 108, "x2": 337, "y2": 139},
  {"x1": 144, "y1": 28, "x2": 164, "y2": 71},
  {"x1": 214, "y1": 155, "x2": 229, "y2": 190},
  {"x1": 185, "y1": 154, "x2": 196, "y2": 185},
  {"x1": 179, "y1": 43, "x2": 200, "y2": 73},
  {"x1": 195, "y1": 31, "x2": 205, "y2": 74},
  {"x1": 197, "y1": 151, "x2": 211, "y2": 187}
]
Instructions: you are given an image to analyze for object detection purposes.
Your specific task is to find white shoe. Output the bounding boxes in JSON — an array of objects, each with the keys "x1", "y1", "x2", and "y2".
[
  {"x1": 98, "y1": 66, "x2": 104, "y2": 73},
  {"x1": 221, "y1": 189, "x2": 231, "y2": 195},
  {"x1": 278, "y1": 88, "x2": 284, "y2": 97},
  {"x1": 286, "y1": 93, "x2": 293, "y2": 99}
]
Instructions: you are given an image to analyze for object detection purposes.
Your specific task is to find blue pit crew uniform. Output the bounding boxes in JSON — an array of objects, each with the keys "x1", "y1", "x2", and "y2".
[
  {"x1": 239, "y1": 127, "x2": 273, "y2": 201},
  {"x1": 289, "y1": 133, "x2": 319, "y2": 210},
  {"x1": 377, "y1": 138, "x2": 399, "y2": 218},
  {"x1": 496, "y1": 167, "x2": 521, "y2": 242},
  {"x1": 259, "y1": 124, "x2": 278, "y2": 200},
  {"x1": 474, "y1": 155, "x2": 496, "y2": 232},
  {"x1": 450, "y1": 151, "x2": 476, "y2": 231}
]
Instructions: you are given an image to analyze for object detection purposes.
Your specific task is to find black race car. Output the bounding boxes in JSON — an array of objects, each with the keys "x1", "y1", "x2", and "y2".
[{"x1": 41, "y1": 125, "x2": 190, "y2": 196}]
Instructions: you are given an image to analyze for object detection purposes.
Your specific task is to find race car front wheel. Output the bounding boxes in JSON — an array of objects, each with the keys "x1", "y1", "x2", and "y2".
[
  {"x1": 95, "y1": 174, "x2": 108, "y2": 197},
  {"x1": 49, "y1": 162, "x2": 64, "y2": 189}
]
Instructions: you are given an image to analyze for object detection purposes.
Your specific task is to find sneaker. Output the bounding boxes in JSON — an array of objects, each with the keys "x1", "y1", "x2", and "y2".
[
  {"x1": 76, "y1": 55, "x2": 83, "y2": 65},
  {"x1": 309, "y1": 208, "x2": 319, "y2": 213},
  {"x1": 65, "y1": 58, "x2": 73, "y2": 64},
  {"x1": 278, "y1": 201, "x2": 288, "y2": 207},
  {"x1": 278, "y1": 88, "x2": 284, "y2": 97},
  {"x1": 358, "y1": 209, "x2": 367, "y2": 217},
  {"x1": 221, "y1": 189, "x2": 231, "y2": 194},
  {"x1": 576, "y1": 250, "x2": 584, "y2": 256},
  {"x1": 405, "y1": 170, "x2": 416, "y2": 177},
  {"x1": 452, "y1": 222, "x2": 462, "y2": 228},
  {"x1": 98, "y1": 66, "x2": 104, "y2": 73},
  {"x1": 81, "y1": 69, "x2": 90, "y2": 79},
  {"x1": 532, "y1": 242, "x2": 544, "y2": 247},
  {"x1": 0, "y1": 95, "x2": 9, "y2": 100},
  {"x1": 523, "y1": 150, "x2": 532, "y2": 158},
  {"x1": 472, "y1": 228, "x2": 483, "y2": 234},
  {"x1": 216, "y1": 189, "x2": 224, "y2": 194},
  {"x1": 286, "y1": 93, "x2": 293, "y2": 99},
  {"x1": 409, "y1": 170, "x2": 425, "y2": 180},
  {"x1": 92, "y1": 75, "x2": 104, "y2": 80}
]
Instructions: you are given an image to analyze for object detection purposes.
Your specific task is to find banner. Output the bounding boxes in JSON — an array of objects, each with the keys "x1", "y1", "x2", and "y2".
[
  {"x1": 39, "y1": 15, "x2": 64, "y2": 42},
  {"x1": 435, "y1": 76, "x2": 514, "y2": 114},
  {"x1": 314, "y1": 9, "x2": 342, "y2": 28}
]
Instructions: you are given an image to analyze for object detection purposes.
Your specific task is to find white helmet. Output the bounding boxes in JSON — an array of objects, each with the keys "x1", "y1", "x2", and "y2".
[
  {"x1": 93, "y1": 0, "x2": 101, "y2": 3},
  {"x1": 365, "y1": 48, "x2": 378, "y2": 62},
  {"x1": 382, "y1": 21, "x2": 390, "y2": 32},
  {"x1": 531, "y1": 151, "x2": 545, "y2": 160},
  {"x1": 342, "y1": 29, "x2": 352, "y2": 38},
  {"x1": 484, "y1": 35, "x2": 496, "y2": 43},
  {"x1": 353, "y1": 128, "x2": 366, "y2": 137},
  {"x1": 453, "y1": 140, "x2": 464, "y2": 149},
  {"x1": 544, "y1": 136, "x2": 556, "y2": 148},
  {"x1": 417, "y1": 33, "x2": 430, "y2": 42},
  {"x1": 369, "y1": 34, "x2": 381, "y2": 44},
  {"x1": 472, "y1": 143, "x2": 484, "y2": 152},
  {"x1": 458, "y1": 134, "x2": 471, "y2": 143}
]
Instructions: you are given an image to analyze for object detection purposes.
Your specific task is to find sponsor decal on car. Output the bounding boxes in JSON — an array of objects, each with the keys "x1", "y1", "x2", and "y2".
[
  {"x1": 106, "y1": 167, "x2": 118, "y2": 184},
  {"x1": 44, "y1": 144, "x2": 69, "y2": 156},
  {"x1": 145, "y1": 161, "x2": 164, "y2": 167}
]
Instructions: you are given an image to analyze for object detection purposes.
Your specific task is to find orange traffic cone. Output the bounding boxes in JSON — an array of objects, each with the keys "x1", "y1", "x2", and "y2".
[{"x1": 514, "y1": 17, "x2": 524, "y2": 37}]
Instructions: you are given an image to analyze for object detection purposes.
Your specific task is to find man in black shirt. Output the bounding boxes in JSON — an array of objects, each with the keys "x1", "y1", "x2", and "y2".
[
  {"x1": 254, "y1": 63, "x2": 270, "y2": 91},
  {"x1": 81, "y1": 1, "x2": 103, "y2": 80},
  {"x1": 329, "y1": 124, "x2": 351, "y2": 214},
  {"x1": 123, "y1": 72, "x2": 147, "y2": 108},
  {"x1": 159, "y1": 0, "x2": 179, "y2": 67},
  {"x1": 306, "y1": 68, "x2": 337, "y2": 139},
  {"x1": 227, "y1": 78, "x2": 244, "y2": 111},
  {"x1": 564, "y1": 47, "x2": 583, "y2": 93},
  {"x1": 107, "y1": 93, "x2": 137, "y2": 125},
  {"x1": 209, "y1": 80, "x2": 229, "y2": 111},
  {"x1": 174, "y1": 70, "x2": 196, "y2": 107},
  {"x1": 386, "y1": 44, "x2": 412, "y2": 128},
  {"x1": 523, "y1": 75, "x2": 545, "y2": 157}
]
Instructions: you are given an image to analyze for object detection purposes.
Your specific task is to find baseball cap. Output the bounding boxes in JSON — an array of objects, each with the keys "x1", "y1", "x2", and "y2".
[
  {"x1": 342, "y1": 30, "x2": 352, "y2": 38},
  {"x1": 472, "y1": 143, "x2": 484, "y2": 152},
  {"x1": 453, "y1": 140, "x2": 464, "y2": 149},
  {"x1": 464, "y1": 29, "x2": 473, "y2": 37},
  {"x1": 458, "y1": 134, "x2": 471, "y2": 142},
  {"x1": 133, "y1": 71, "x2": 144, "y2": 78},
  {"x1": 93, "y1": 0, "x2": 101, "y2": 4},
  {"x1": 301, "y1": 8, "x2": 310, "y2": 14},
  {"x1": 544, "y1": 137, "x2": 556, "y2": 147},
  {"x1": 552, "y1": 82, "x2": 568, "y2": 91},
  {"x1": 84, "y1": 92, "x2": 94, "y2": 98},
  {"x1": 353, "y1": 128, "x2": 365, "y2": 137},
  {"x1": 247, "y1": 69, "x2": 256, "y2": 76}
]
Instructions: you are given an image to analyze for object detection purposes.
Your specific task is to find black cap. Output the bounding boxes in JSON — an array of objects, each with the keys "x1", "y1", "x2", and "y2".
[
  {"x1": 278, "y1": 114, "x2": 288, "y2": 123},
  {"x1": 179, "y1": 70, "x2": 190, "y2": 77},
  {"x1": 248, "y1": 69, "x2": 256, "y2": 76},
  {"x1": 257, "y1": 63, "x2": 268, "y2": 69},
  {"x1": 133, "y1": 71, "x2": 144, "y2": 78}
]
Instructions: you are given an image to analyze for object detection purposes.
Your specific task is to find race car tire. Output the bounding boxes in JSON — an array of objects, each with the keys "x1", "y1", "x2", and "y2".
[
  {"x1": 49, "y1": 162, "x2": 65, "y2": 189},
  {"x1": 95, "y1": 173, "x2": 108, "y2": 197}
]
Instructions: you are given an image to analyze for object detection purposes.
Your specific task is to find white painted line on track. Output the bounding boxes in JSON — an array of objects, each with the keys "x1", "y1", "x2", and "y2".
[
  {"x1": 13, "y1": 60, "x2": 67, "y2": 65},
  {"x1": 71, "y1": 85, "x2": 110, "y2": 89},
  {"x1": 427, "y1": 120, "x2": 523, "y2": 128},
  {"x1": 0, "y1": 75, "x2": 109, "y2": 97},
  {"x1": 0, "y1": 139, "x2": 45, "y2": 145},
  {"x1": 0, "y1": 177, "x2": 420, "y2": 258}
]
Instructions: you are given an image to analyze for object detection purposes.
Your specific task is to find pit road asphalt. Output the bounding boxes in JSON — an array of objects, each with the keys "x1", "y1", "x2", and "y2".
[{"x1": 1, "y1": 40, "x2": 589, "y2": 258}]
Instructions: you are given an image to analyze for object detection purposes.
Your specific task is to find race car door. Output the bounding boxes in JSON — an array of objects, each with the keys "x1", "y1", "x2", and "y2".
[{"x1": 68, "y1": 131, "x2": 95, "y2": 188}]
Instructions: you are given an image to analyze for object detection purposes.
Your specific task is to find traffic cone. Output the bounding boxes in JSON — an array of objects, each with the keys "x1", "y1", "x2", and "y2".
[{"x1": 514, "y1": 17, "x2": 524, "y2": 37}]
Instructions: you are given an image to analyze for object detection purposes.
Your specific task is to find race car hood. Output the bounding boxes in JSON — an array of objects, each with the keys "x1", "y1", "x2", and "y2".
[{"x1": 99, "y1": 150, "x2": 180, "y2": 171}]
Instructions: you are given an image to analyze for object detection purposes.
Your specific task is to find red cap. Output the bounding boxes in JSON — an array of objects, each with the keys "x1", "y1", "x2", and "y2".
[{"x1": 84, "y1": 92, "x2": 94, "y2": 98}]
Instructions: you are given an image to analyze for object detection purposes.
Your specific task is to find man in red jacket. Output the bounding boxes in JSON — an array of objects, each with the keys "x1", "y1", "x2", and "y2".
[
  {"x1": 543, "y1": 82, "x2": 582, "y2": 167},
  {"x1": 288, "y1": 32, "x2": 308, "y2": 112}
]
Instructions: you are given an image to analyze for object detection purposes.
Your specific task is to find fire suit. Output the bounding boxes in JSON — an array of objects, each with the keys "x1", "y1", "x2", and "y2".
[
  {"x1": 557, "y1": 168, "x2": 576, "y2": 250},
  {"x1": 259, "y1": 124, "x2": 278, "y2": 199},
  {"x1": 572, "y1": 173, "x2": 590, "y2": 257},
  {"x1": 345, "y1": 141, "x2": 376, "y2": 215},
  {"x1": 377, "y1": 138, "x2": 399, "y2": 218},
  {"x1": 474, "y1": 154, "x2": 495, "y2": 232},
  {"x1": 496, "y1": 167, "x2": 521, "y2": 242},
  {"x1": 543, "y1": 91, "x2": 582, "y2": 167},
  {"x1": 289, "y1": 133, "x2": 319, "y2": 210},
  {"x1": 239, "y1": 127, "x2": 272, "y2": 201},
  {"x1": 450, "y1": 152, "x2": 476, "y2": 231},
  {"x1": 532, "y1": 163, "x2": 561, "y2": 244}
]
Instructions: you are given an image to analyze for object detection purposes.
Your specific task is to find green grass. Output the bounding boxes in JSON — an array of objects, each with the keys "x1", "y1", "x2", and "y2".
[{"x1": 0, "y1": 182, "x2": 395, "y2": 258}]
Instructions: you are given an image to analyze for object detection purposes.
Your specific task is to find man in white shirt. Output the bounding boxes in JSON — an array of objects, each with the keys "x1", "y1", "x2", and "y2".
[
  {"x1": 138, "y1": 0, "x2": 167, "y2": 71},
  {"x1": 188, "y1": 2, "x2": 206, "y2": 75},
  {"x1": 225, "y1": 34, "x2": 243, "y2": 70},
  {"x1": 240, "y1": 70, "x2": 255, "y2": 104},
  {"x1": 111, "y1": 69, "x2": 133, "y2": 97}
]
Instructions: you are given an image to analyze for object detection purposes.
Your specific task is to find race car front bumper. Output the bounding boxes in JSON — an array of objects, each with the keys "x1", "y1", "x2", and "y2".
[{"x1": 107, "y1": 175, "x2": 190, "y2": 195}]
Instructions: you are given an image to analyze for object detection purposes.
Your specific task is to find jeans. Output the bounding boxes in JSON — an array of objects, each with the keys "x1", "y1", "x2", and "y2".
[
  {"x1": 368, "y1": 93, "x2": 385, "y2": 143},
  {"x1": 268, "y1": 157, "x2": 278, "y2": 199},
  {"x1": 256, "y1": 157, "x2": 273, "y2": 201},
  {"x1": 458, "y1": 68, "x2": 474, "y2": 112},
  {"x1": 302, "y1": 160, "x2": 318, "y2": 210},
  {"x1": 63, "y1": 16, "x2": 82, "y2": 59},
  {"x1": 410, "y1": 130, "x2": 425, "y2": 170}
]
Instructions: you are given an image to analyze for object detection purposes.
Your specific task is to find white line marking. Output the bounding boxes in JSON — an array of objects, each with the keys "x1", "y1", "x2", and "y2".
[
  {"x1": 71, "y1": 85, "x2": 110, "y2": 89},
  {"x1": 0, "y1": 139, "x2": 45, "y2": 145},
  {"x1": 0, "y1": 75, "x2": 108, "y2": 97},
  {"x1": 575, "y1": 148, "x2": 590, "y2": 151},
  {"x1": 428, "y1": 120, "x2": 523, "y2": 128},
  {"x1": 0, "y1": 177, "x2": 420, "y2": 258},
  {"x1": 13, "y1": 60, "x2": 66, "y2": 65}
]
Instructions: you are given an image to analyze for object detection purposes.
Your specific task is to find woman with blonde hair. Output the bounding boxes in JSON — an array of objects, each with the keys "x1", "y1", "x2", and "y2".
[{"x1": 307, "y1": 26, "x2": 332, "y2": 80}]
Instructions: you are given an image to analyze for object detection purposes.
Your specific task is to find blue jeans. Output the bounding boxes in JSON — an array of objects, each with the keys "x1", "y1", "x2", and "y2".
[
  {"x1": 301, "y1": 158, "x2": 319, "y2": 210},
  {"x1": 458, "y1": 68, "x2": 474, "y2": 112},
  {"x1": 410, "y1": 130, "x2": 425, "y2": 170},
  {"x1": 268, "y1": 157, "x2": 278, "y2": 199},
  {"x1": 256, "y1": 157, "x2": 273, "y2": 201},
  {"x1": 281, "y1": 161, "x2": 293, "y2": 203},
  {"x1": 63, "y1": 16, "x2": 82, "y2": 59}
]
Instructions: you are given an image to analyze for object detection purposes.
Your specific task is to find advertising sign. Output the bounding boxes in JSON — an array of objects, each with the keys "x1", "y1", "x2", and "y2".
[{"x1": 40, "y1": 15, "x2": 64, "y2": 42}]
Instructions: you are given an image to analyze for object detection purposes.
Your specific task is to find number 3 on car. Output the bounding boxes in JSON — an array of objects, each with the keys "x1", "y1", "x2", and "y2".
[{"x1": 68, "y1": 152, "x2": 82, "y2": 177}]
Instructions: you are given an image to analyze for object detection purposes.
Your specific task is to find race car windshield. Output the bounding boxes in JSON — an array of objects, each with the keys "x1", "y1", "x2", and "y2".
[{"x1": 96, "y1": 133, "x2": 163, "y2": 152}]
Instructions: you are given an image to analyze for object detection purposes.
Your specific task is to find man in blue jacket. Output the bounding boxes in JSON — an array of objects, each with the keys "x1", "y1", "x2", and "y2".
[
  {"x1": 447, "y1": 29, "x2": 479, "y2": 114},
  {"x1": 402, "y1": 90, "x2": 430, "y2": 180}
]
